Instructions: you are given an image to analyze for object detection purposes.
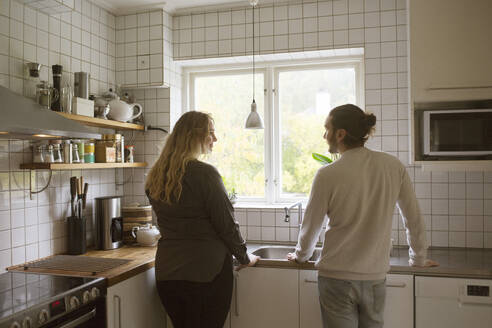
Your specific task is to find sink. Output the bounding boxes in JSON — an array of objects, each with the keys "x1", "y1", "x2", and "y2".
[{"x1": 252, "y1": 246, "x2": 321, "y2": 262}]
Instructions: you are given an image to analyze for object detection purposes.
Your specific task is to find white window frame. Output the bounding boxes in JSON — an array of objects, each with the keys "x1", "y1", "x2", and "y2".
[{"x1": 182, "y1": 56, "x2": 364, "y2": 204}]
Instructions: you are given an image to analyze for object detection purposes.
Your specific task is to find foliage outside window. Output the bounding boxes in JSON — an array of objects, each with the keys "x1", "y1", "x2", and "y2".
[{"x1": 188, "y1": 59, "x2": 362, "y2": 203}]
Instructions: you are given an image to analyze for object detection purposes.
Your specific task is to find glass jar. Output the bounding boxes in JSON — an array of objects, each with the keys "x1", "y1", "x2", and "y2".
[
  {"x1": 63, "y1": 140, "x2": 72, "y2": 164},
  {"x1": 33, "y1": 145, "x2": 44, "y2": 163},
  {"x1": 73, "y1": 139, "x2": 85, "y2": 163},
  {"x1": 45, "y1": 145, "x2": 55, "y2": 163},
  {"x1": 103, "y1": 134, "x2": 122, "y2": 163},
  {"x1": 52, "y1": 143, "x2": 63, "y2": 163}
]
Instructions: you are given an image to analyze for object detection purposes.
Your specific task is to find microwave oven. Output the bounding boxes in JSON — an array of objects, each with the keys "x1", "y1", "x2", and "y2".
[{"x1": 422, "y1": 108, "x2": 492, "y2": 157}]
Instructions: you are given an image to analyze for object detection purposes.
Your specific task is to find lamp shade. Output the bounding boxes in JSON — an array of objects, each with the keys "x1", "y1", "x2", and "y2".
[{"x1": 245, "y1": 100, "x2": 264, "y2": 129}]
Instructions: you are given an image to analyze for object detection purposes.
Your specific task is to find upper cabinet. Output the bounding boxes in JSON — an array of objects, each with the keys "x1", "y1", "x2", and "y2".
[
  {"x1": 409, "y1": 0, "x2": 492, "y2": 102},
  {"x1": 115, "y1": 10, "x2": 172, "y2": 88}
]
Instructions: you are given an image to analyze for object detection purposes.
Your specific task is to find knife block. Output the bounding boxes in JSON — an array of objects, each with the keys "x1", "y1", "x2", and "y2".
[{"x1": 67, "y1": 216, "x2": 86, "y2": 255}]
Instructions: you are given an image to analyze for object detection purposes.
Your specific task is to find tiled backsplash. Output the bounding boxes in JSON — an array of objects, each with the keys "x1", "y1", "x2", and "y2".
[
  {"x1": 0, "y1": 0, "x2": 117, "y2": 97},
  {"x1": 0, "y1": 139, "x2": 123, "y2": 270},
  {"x1": 171, "y1": 0, "x2": 492, "y2": 249}
]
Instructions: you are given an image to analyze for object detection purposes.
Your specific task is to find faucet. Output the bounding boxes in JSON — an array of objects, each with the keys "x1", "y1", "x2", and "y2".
[{"x1": 284, "y1": 202, "x2": 303, "y2": 226}]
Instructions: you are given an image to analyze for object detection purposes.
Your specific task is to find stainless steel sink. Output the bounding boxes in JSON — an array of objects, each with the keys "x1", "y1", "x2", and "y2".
[{"x1": 252, "y1": 246, "x2": 321, "y2": 262}]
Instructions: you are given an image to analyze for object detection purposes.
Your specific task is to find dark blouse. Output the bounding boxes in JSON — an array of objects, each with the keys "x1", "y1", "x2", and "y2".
[{"x1": 147, "y1": 160, "x2": 250, "y2": 282}]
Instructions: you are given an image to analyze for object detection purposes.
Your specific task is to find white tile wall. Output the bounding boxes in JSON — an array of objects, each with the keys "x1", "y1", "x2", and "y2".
[
  {"x1": 170, "y1": 0, "x2": 492, "y2": 249},
  {"x1": 0, "y1": 0, "x2": 123, "y2": 271}
]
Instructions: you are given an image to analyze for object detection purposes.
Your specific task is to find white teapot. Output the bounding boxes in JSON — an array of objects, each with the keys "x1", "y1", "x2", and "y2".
[
  {"x1": 108, "y1": 98, "x2": 143, "y2": 122},
  {"x1": 131, "y1": 224, "x2": 161, "y2": 246}
]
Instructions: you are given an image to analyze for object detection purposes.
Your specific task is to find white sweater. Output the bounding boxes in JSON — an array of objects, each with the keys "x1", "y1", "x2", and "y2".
[{"x1": 295, "y1": 147, "x2": 428, "y2": 280}]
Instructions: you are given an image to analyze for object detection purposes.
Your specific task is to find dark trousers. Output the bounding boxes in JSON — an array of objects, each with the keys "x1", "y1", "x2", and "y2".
[{"x1": 156, "y1": 256, "x2": 233, "y2": 328}]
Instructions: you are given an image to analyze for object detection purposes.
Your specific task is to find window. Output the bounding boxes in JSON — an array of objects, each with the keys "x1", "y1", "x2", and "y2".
[{"x1": 187, "y1": 58, "x2": 363, "y2": 203}]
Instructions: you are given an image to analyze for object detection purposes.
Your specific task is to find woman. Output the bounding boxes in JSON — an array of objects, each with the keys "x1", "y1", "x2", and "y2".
[{"x1": 145, "y1": 111, "x2": 259, "y2": 328}]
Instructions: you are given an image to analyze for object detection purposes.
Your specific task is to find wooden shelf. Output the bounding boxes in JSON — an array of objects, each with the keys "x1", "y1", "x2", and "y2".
[
  {"x1": 20, "y1": 162, "x2": 147, "y2": 170},
  {"x1": 56, "y1": 112, "x2": 145, "y2": 131}
]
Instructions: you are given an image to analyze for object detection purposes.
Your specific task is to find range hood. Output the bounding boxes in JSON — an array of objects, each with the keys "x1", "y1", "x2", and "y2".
[{"x1": 0, "y1": 86, "x2": 101, "y2": 140}]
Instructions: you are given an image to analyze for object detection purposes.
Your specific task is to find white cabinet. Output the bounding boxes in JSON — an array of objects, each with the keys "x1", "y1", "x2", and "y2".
[
  {"x1": 107, "y1": 267, "x2": 167, "y2": 328},
  {"x1": 114, "y1": 10, "x2": 172, "y2": 88},
  {"x1": 410, "y1": 0, "x2": 492, "y2": 102},
  {"x1": 230, "y1": 267, "x2": 299, "y2": 328},
  {"x1": 299, "y1": 270, "x2": 322, "y2": 328},
  {"x1": 415, "y1": 276, "x2": 492, "y2": 328},
  {"x1": 384, "y1": 274, "x2": 413, "y2": 328}
]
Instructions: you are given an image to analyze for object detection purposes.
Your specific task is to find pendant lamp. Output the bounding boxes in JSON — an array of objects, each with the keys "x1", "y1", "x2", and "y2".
[{"x1": 245, "y1": 0, "x2": 264, "y2": 129}]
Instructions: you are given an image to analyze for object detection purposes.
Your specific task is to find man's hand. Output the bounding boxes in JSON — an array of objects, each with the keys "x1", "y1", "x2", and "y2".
[
  {"x1": 235, "y1": 254, "x2": 260, "y2": 271},
  {"x1": 409, "y1": 258, "x2": 439, "y2": 267},
  {"x1": 287, "y1": 252, "x2": 297, "y2": 262}
]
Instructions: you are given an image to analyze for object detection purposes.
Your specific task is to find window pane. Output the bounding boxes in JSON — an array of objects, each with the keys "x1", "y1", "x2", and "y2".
[
  {"x1": 279, "y1": 67, "x2": 356, "y2": 197},
  {"x1": 194, "y1": 72, "x2": 265, "y2": 197}
]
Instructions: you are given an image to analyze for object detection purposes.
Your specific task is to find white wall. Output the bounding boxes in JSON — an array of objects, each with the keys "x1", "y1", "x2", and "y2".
[
  {"x1": 170, "y1": 0, "x2": 492, "y2": 248},
  {"x1": 0, "y1": 0, "x2": 122, "y2": 271}
]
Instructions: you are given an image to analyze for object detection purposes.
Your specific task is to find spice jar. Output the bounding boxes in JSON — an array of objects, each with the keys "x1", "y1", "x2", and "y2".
[
  {"x1": 84, "y1": 141, "x2": 95, "y2": 163},
  {"x1": 72, "y1": 144, "x2": 81, "y2": 163},
  {"x1": 52, "y1": 144, "x2": 63, "y2": 163},
  {"x1": 45, "y1": 145, "x2": 55, "y2": 163},
  {"x1": 33, "y1": 145, "x2": 44, "y2": 163},
  {"x1": 73, "y1": 139, "x2": 85, "y2": 163},
  {"x1": 63, "y1": 140, "x2": 72, "y2": 164},
  {"x1": 124, "y1": 145, "x2": 134, "y2": 163}
]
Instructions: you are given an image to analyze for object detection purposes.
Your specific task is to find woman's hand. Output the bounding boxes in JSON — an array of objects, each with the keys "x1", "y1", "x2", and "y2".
[
  {"x1": 234, "y1": 254, "x2": 260, "y2": 271},
  {"x1": 286, "y1": 252, "x2": 297, "y2": 262}
]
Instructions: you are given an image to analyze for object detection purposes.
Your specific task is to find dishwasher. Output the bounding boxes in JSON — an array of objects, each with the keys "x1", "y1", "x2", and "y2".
[{"x1": 415, "y1": 276, "x2": 492, "y2": 328}]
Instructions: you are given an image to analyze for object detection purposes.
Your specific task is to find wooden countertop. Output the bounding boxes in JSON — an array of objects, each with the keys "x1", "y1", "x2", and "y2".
[{"x1": 8, "y1": 245, "x2": 157, "y2": 287}]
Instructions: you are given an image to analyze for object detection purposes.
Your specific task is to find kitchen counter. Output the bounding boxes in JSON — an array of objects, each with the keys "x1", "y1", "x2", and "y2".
[
  {"x1": 248, "y1": 244, "x2": 492, "y2": 279},
  {"x1": 8, "y1": 245, "x2": 157, "y2": 287},
  {"x1": 8, "y1": 244, "x2": 492, "y2": 286}
]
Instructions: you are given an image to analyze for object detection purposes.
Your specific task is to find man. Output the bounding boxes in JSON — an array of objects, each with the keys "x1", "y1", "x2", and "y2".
[{"x1": 287, "y1": 104, "x2": 438, "y2": 328}]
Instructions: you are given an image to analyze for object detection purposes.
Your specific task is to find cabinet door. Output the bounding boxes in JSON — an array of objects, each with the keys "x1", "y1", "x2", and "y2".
[
  {"x1": 107, "y1": 267, "x2": 167, "y2": 328},
  {"x1": 415, "y1": 276, "x2": 492, "y2": 328},
  {"x1": 299, "y1": 270, "x2": 322, "y2": 328},
  {"x1": 230, "y1": 267, "x2": 299, "y2": 328},
  {"x1": 384, "y1": 274, "x2": 413, "y2": 328}
]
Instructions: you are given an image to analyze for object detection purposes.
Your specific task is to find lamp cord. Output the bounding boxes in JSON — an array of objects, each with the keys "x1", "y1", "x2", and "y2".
[{"x1": 252, "y1": 3, "x2": 255, "y2": 102}]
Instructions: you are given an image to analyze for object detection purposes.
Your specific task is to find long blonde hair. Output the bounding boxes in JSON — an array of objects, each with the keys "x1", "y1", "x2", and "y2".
[{"x1": 146, "y1": 111, "x2": 212, "y2": 204}]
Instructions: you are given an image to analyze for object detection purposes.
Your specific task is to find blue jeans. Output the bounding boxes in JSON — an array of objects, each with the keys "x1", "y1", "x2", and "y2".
[{"x1": 318, "y1": 276, "x2": 386, "y2": 328}]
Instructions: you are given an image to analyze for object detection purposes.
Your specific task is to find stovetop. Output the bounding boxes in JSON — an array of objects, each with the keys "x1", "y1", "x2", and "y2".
[{"x1": 0, "y1": 271, "x2": 104, "y2": 323}]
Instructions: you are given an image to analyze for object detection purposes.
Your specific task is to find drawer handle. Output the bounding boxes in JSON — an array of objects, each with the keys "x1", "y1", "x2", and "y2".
[
  {"x1": 304, "y1": 279, "x2": 318, "y2": 284},
  {"x1": 386, "y1": 282, "x2": 406, "y2": 288}
]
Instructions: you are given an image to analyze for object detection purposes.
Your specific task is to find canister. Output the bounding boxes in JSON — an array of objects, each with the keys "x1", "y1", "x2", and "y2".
[{"x1": 84, "y1": 141, "x2": 95, "y2": 163}]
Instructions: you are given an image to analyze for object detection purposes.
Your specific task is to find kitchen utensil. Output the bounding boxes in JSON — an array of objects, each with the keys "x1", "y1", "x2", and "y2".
[
  {"x1": 74, "y1": 72, "x2": 90, "y2": 99},
  {"x1": 108, "y1": 99, "x2": 143, "y2": 122},
  {"x1": 70, "y1": 176, "x2": 77, "y2": 217},
  {"x1": 26, "y1": 62, "x2": 41, "y2": 77},
  {"x1": 131, "y1": 224, "x2": 161, "y2": 247},
  {"x1": 82, "y1": 182, "x2": 88, "y2": 209}
]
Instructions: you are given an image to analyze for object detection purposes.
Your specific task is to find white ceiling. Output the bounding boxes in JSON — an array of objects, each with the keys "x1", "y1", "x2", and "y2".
[{"x1": 94, "y1": 0, "x2": 249, "y2": 15}]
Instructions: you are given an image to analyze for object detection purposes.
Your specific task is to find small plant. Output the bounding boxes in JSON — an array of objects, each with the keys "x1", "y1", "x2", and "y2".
[
  {"x1": 228, "y1": 188, "x2": 238, "y2": 204},
  {"x1": 312, "y1": 152, "x2": 340, "y2": 165}
]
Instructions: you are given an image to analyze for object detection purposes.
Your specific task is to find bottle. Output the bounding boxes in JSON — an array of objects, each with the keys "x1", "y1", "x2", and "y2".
[
  {"x1": 51, "y1": 65, "x2": 63, "y2": 111},
  {"x1": 73, "y1": 139, "x2": 85, "y2": 163},
  {"x1": 64, "y1": 140, "x2": 72, "y2": 164},
  {"x1": 72, "y1": 144, "x2": 80, "y2": 163}
]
